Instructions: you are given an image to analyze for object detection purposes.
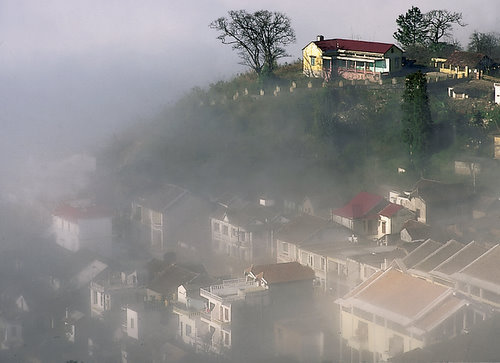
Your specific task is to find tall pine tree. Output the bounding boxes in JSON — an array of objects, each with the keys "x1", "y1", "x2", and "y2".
[{"x1": 401, "y1": 71, "x2": 433, "y2": 172}]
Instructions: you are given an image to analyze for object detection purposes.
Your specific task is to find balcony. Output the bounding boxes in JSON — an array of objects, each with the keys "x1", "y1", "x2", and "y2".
[{"x1": 172, "y1": 303, "x2": 210, "y2": 320}]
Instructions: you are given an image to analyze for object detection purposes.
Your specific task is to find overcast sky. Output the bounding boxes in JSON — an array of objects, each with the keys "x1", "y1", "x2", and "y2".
[{"x1": 0, "y1": 0, "x2": 498, "y2": 164}]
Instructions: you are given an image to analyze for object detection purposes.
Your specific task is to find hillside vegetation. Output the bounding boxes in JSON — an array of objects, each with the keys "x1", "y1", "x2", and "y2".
[{"x1": 99, "y1": 62, "x2": 500, "y2": 200}]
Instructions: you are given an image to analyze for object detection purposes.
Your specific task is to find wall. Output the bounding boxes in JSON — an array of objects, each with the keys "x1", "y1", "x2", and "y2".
[
  {"x1": 126, "y1": 308, "x2": 139, "y2": 340},
  {"x1": 302, "y1": 42, "x2": 324, "y2": 77}
]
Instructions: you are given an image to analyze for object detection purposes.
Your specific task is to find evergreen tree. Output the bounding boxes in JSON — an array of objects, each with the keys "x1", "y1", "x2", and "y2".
[
  {"x1": 401, "y1": 71, "x2": 433, "y2": 171},
  {"x1": 393, "y1": 6, "x2": 428, "y2": 48}
]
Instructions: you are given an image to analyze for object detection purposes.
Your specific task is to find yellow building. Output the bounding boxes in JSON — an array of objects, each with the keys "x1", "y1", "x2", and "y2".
[
  {"x1": 434, "y1": 51, "x2": 493, "y2": 79},
  {"x1": 302, "y1": 36, "x2": 403, "y2": 81},
  {"x1": 336, "y1": 267, "x2": 468, "y2": 362}
]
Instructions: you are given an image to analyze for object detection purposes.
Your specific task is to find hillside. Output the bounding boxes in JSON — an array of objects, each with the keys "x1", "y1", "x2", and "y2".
[{"x1": 98, "y1": 62, "x2": 500, "y2": 201}]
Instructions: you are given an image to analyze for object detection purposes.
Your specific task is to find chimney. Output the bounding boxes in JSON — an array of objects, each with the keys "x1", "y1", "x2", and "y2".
[{"x1": 317, "y1": 35, "x2": 324, "y2": 41}]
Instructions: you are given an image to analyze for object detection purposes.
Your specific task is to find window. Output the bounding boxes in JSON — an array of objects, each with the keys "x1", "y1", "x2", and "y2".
[
  {"x1": 224, "y1": 332, "x2": 230, "y2": 346},
  {"x1": 224, "y1": 308, "x2": 229, "y2": 321},
  {"x1": 186, "y1": 324, "x2": 192, "y2": 336},
  {"x1": 240, "y1": 232, "x2": 245, "y2": 242},
  {"x1": 382, "y1": 221, "x2": 386, "y2": 234},
  {"x1": 130, "y1": 317, "x2": 135, "y2": 329},
  {"x1": 101, "y1": 293, "x2": 104, "y2": 307},
  {"x1": 321, "y1": 257, "x2": 326, "y2": 271},
  {"x1": 416, "y1": 208, "x2": 421, "y2": 218},
  {"x1": 282, "y1": 242, "x2": 288, "y2": 253},
  {"x1": 232, "y1": 228, "x2": 238, "y2": 237},
  {"x1": 223, "y1": 225, "x2": 228, "y2": 235},
  {"x1": 308, "y1": 254, "x2": 314, "y2": 267},
  {"x1": 180, "y1": 322, "x2": 183, "y2": 336},
  {"x1": 310, "y1": 56, "x2": 316, "y2": 66},
  {"x1": 93, "y1": 291, "x2": 98, "y2": 305},
  {"x1": 213, "y1": 222, "x2": 220, "y2": 232}
]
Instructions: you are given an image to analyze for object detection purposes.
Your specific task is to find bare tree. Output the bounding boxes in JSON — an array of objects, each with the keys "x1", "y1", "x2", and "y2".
[
  {"x1": 425, "y1": 10, "x2": 466, "y2": 44},
  {"x1": 468, "y1": 31, "x2": 500, "y2": 57},
  {"x1": 210, "y1": 10, "x2": 295, "y2": 76}
]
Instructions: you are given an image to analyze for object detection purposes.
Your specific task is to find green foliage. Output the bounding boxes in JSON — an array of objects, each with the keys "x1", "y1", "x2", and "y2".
[
  {"x1": 394, "y1": 6, "x2": 428, "y2": 48},
  {"x1": 401, "y1": 71, "x2": 433, "y2": 172},
  {"x1": 100, "y1": 63, "x2": 498, "y2": 196}
]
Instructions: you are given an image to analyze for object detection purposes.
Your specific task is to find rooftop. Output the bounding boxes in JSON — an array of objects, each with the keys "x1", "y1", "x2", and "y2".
[
  {"x1": 313, "y1": 38, "x2": 397, "y2": 55},
  {"x1": 445, "y1": 51, "x2": 491, "y2": 68},
  {"x1": 147, "y1": 264, "x2": 199, "y2": 295},
  {"x1": 332, "y1": 192, "x2": 387, "y2": 219},
  {"x1": 276, "y1": 214, "x2": 330, "y2": 244},
  {"x1": 432, "y1": 241, "x2": 489, "y2": 276},
  {"x1": 245, "y1": 262, "x2": 315, "y2": 285},
  {"x1": 402, "y1": 239, "x2": 443, "y2": 269},
  {"x1": 453, "y1": 245, "x2": 500, "y2": 291},
  {"x1": 135, "y1": 184, "x2": 189, "y2": 212},
  {"x1": 412, "y1": 240, "x2": 464, "y2": 273},
  {"x1": 339, "y1": 268, "x2": 463, "y2": 329},
  {"x1": 53, "y1": 201, "x2": 111, "y2": 221},
  {"x1": 379, "y1": 203, "x2": 404, "y2": 218}
]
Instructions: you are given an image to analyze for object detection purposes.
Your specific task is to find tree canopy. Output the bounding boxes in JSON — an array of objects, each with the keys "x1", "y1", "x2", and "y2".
[
  {"x1": 210, "y1": 10, "x2": 296, "y2": 76},
  {"x1": 468, "y1": 31, "x2": 500, "y2": 57},
  {"x1": 394, "y1": 7, "x2": 466, "y2": 48},
  {"x1": 425, "y1": 9, "x2": 466, "y2": 44},
  {"x1": 393, "y1": 6, "x2": 428, "y2": 48}
]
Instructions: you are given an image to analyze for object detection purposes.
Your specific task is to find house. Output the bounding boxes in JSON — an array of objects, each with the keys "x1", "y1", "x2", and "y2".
[
  {"x1": 303, "y1": 36, "x2": 403, "y2": 81},
  {"x1": 172, "y1": 277, "x2": 215, "y2": 351},
  {"x1": 332, "y1": 192, "x2": 388, "y2": 237},
  {"x1": 390, "y1": 179, "x2": 473, "y2": 225},
  {"x1": 434, "y1": 51, "x2": 494, "y2": 79},
  {"x1": 276, "y1": 217, "x2": 405, "y2": 295},
  {"x1": 377, "y1": 203, "x2": 415, "y2": 243},
  {"x1": 210, "y1": 199, "x2": 284, "y2": 263},
  {"x1": 452, "y1": 244, "x2": 500, "y2": 309},
  {"x1": 429, "y1": 241, "x2": 489, "y2": 288},
  {"x1": 52, "y1": 200, "x2": 112, "y2": 255},
  {"x1": 336, "y1": 267, "x2": 469, "y2": 362},
  {"x1": 145, "y1": 264, "x2": 200, "y2": 308},
  {"x1": 244, "y1": 262, "x2": 315, "y2": 307},
  {"x1": 276, "y1": 214, "x2": 331, "y2": 264},
  {"x1": 400, "y1": 220, "x2": 431, "y2": 243},
  {"x1": 493, "y1": 132, "x2": 500, "y2": 159},
  {"x1": 401, "y1": 239, "x2": 443, "y2": 269},
  {"x1": 408, "y1": 239, "x2": 465, "y2": 280},
  {"x1": 89, "y1": 265, "x2": 138, "y2": 318},
  {"x1": 199, "y1": 278, "x2": 269, "y2": 356},
  {"x1": 131, "y1": 184, "x2": 210, "y2": 258},
  {"x1": 198, "y1": 262, "x2": 315, "y2": 358}
]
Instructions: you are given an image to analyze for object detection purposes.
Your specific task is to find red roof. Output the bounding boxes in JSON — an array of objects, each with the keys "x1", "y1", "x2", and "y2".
[
  {"x1": 53, "y1": 203, "x2": 111, "y2": 221},
  {"x1": 314, "y1": 38, "x2": 396, "y2": 54},
  {"x1": 379, "y1": 203, "x2": 403, "y2": 218},
  {"x1": 332, "y1": 192, "x2": 384, "y2": 219}
]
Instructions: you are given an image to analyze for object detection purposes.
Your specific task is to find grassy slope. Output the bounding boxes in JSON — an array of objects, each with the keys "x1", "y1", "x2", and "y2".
[{"x1": 99, "y1": 62, "x2": 500, "y2": 200}]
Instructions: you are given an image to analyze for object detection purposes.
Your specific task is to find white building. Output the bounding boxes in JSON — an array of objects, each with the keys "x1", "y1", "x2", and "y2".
[
  {"x1": 199, "y1": 278, "x2": 269, "y2": 355},
  {"x1": 172, "y1": 284, "x2": 210, "y2": 350},
  {"x1": 52, "y1": 200, "x2": 112, "y2": 254},
  {"x1": 494, "y1": 83, "x2": 500, "y2": 105},
  {"x1": 211, "y1": 199, "x2": 283, "y2": 263}
]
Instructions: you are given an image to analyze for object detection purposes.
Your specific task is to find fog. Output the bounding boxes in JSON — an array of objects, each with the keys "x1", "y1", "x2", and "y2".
[{"x1": 1, "y1": 0, "x2": 500, "y2": 362}]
